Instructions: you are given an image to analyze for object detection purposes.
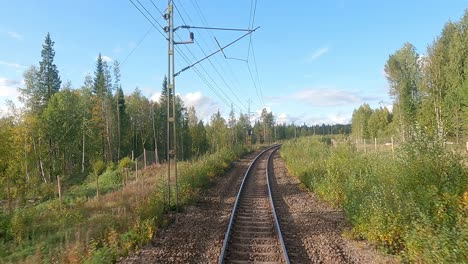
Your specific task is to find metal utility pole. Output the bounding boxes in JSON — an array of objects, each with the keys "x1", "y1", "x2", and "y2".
[
  {"x1": 164, "y1": 1, "x2": 194, "y2": 210},
  {"x1": 165, "y1": 1, "x2": 175, "y2": 210},
  {"x1": 162, "y1": 0, "x2": 257, "y2": 210},
  {"x1": 247, "y1": 99, "x2": 253, "y2": 147}
]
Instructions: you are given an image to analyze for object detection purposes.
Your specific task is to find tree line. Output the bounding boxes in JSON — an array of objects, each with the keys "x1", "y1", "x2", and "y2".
[
  {"x1": 0, "y1": 33, "x2": 350, "y2": 203},
  {"x1": 352, "y1": 11, "x2": 468, "y2": 142}
]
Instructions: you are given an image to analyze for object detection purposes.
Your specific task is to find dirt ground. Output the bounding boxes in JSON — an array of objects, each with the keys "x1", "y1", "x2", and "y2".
[{"x1": 119, "y1": 149, "x2": 398, "y2": 264}]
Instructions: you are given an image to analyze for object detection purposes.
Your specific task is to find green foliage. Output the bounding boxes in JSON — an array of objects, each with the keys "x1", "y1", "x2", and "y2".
[
  {"x1": 281, "y1": 136, "x2": 467, "y2": 262},
  {"x1": 93, "y1": 160, "x2": 106, "y2": 176},
  {"x1": 84, "y1": 246, "x2": 117, "y2": 264},
  {"x1": 98, "y1": 169, "x2": 122, "y2": 188},
  {"x1": 179, "y1": 146, "x2": 248, "y2": 204},
  {"x1": 119, "y1": 157, "x2": 133, "y2": 169}
]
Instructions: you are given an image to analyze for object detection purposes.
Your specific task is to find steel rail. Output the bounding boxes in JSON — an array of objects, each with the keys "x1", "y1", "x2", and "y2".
[
  {"x1": 218, "y1": 144, "x2": 285, "y2": 264},
  {"x1": 266, "y1": 146, "x2": 290, "y2": 264}
]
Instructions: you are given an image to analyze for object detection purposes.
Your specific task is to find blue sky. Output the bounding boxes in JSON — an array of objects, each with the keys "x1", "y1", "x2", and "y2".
[{"x1": 1, "y1": 0, "x2": 467, "y2": 124}]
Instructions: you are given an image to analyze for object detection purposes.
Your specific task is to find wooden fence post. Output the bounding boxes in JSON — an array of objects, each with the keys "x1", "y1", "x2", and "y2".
[
  {"x1": 144, "y1": 148, "x2": 147, "y2": 169},
  {"x1": 57, "y1": 176, "x2": 62, "y2": 212},
  {"x1": 374, "y1": 138, "x2": 377, "y2": 153},
  {"x1": 7, "y1": 174, "x2": 11, "y2": 214},
  {"x1": 135, "y1": 159, "x2": 138, "y2": 181},
  {"x1": 391, "y1": 136, "x2": 395, "y2": 158}
]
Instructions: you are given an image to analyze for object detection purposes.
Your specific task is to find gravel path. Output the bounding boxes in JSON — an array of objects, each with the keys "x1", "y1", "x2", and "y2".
[
  {"x1": 119, "y1": 151, "x2": 259, "y2": 264},
  {"x1": 271, "y1": 150, "x2": 398, "y2": 264}
]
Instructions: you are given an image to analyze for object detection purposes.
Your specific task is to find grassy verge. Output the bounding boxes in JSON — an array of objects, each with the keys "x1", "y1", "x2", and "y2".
[
  {"x1": 0, "y1": 146, "x2": 249, "y2": 263},
  {"x1": 280, "y1": 136, "x2": 467, "y2": 263}
]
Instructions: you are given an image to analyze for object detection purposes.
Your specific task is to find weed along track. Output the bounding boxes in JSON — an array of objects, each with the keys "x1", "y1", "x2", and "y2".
[{"x1": 219, "y1": 145, "x2": 290, "y2": 264}]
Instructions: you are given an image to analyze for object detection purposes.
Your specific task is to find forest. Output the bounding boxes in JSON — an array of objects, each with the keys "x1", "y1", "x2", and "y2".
[
  {"x1": 0, "y1": 30, "x2": 353, "y2": 262},
  {"x1": 0, "y1": 33, "x2": 350, "y2": 208},
  {"x1": 352, "y1": 11, "x2": 468, "y2": 145}
]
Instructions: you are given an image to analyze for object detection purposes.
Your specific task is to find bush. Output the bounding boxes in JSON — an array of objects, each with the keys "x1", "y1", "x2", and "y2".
[
  {"x1": 281, "y1": 135, "x2": 468, "y2": 261},
  {"x1": 84, "y1": 246, "x2": 117, "y2": 264},
  {"x1": 119, "y1": 157, "x2": 134, "y2": 170},
  {"x1": 93, "y1": 160, "x2": 106, "y2": 176}
]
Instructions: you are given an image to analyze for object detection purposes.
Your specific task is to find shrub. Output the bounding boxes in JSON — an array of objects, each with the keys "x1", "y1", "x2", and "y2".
[
  {"x1": 281, "y1": 135, "x2": 468, "y2": 261},
  {"x1": 93, "y1": 160, "x2": 106, "y2": 176}
]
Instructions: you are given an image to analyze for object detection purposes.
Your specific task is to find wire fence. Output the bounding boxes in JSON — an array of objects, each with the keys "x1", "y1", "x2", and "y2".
[{"x1": 350, "y1": 136, "x2": 468, "y2": 156}]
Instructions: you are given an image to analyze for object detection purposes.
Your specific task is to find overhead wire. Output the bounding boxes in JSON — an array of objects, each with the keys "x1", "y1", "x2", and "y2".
[
  {"x1": 121, "y1": 26, "x2": 153, "y2": 66},
  {"x1": 175, "y1": 33, "x2": 239, "y2": 110},
  {"x1": 128, "y1": 0, "x2": 166, "y2": 38},
  {"x1": 246, "y1": 0, "x2": 265, "y2": 107},
  {"x1": 185, "y1": 0, "x2": 244, "y2": 91},
  {"x1": 129, "y1": 0, "x2": 234, "y2": 109},
  {"x1": 187, "y1": 0, "x2": 255, "y2": 112},
  {"x1": 173, "y1": 1, "x2": 248, "y2": 112},
  {"x1": 129, "y1": 0, "x2": 258, "y2": 112}
]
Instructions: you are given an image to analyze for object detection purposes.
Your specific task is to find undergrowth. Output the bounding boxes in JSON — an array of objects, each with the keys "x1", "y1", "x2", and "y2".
[
  {"x1": 0, "y1": 146, "x2": 249, "y2": 263},
  {"x1": 281, "y1": 136, "x2": 467, "y2": 263}
]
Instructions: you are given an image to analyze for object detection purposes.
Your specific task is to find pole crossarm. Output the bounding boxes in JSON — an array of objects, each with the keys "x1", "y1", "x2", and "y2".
[
  {"x1": 175, "y1": 25, "x2": 256, "y2": 32},
  {"x1": 174, "y1": 26, "x2": 260, "y2": 77}
]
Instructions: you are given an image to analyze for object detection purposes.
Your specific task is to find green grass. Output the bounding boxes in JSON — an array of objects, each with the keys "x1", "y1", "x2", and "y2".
[
  {"x1": 0, "y1": 146, "x2": 250, "y2": 263},
  {"x1": 281, "y1": 136, "x2": 468, "y2": 263}
]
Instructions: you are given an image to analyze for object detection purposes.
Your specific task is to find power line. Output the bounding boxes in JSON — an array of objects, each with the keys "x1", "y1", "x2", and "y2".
[
  {"x1": 149, "y1": 0, "x2": 164, "y2": 16},
  {"x1": 247, "y1": 62, "x2": 263, "y2": 106},
  {"x1": 179, "y1": 25, "x2": 255, "y2": 32},
  {"x1": 187, "y1": 0, "x2": 244, "y2": 90},
  {"x1": 121, "y1": 26, "x2": 153, "y2": 66},
  {"x1": 176, "y1": 40, "x2": 235, "y2": 107},
  {"x1": 190, "y1": 4, "x2": 246, "y2": 87},
  {"x1": 250, "y1": 38, "x2": 265, "y2": 106},
  {"x1": 246, "y1": 0, "x2": 265, "y2": 107},
  {"x1": 175, "y1": 45, "x2": 232, "y2": 108},
  {"x1": 174, "y1": 26, "x2": 260, "y2": 76},
  {"x1": 134, "y1": 0, "x2": 165, "y2": 30},
  {"x1": 128, "y1": 0, "x2": 165, "y2": 38},
  {"x1": 173, "y1": 1, "x2": 248, "y2": 112},
  {"x1": 129, "y1": 0, "x2": 235, "y2": 110}
]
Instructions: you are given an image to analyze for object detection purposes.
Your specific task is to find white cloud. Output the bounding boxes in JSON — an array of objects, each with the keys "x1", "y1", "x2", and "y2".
[
  {"x1": 102, "y1": 55, "x2": 113, "y2": 63},
  {"x1": 277, "y1": 113, "x2": 289, "y2": 124},
  {"x1": 7, "y1": 31, "x2": 23, "y2": 40},
  {"x1": 150, "y1": 92, "x2": 161, "y2": 102},
  {"x1": 302, "y1": 112, "x2": 351, "y2": 125},
  {"x1": 306, "y1": 47, "x2": 329, "y2": 62},
  {"x1": 0, "y1": 60, "x2": 26, "y2": 69},
  {"x1": 150, "y1": 91, "x2": 221, "y2": 121},
  {"x1": 291, "y1": 88, "x2": 361, "y2": 106},
  {"x1": 181, "y1": 91, "x2": 220, "y2": 119},
  {"x1": 0, "y1": 78, "x2": 21, "y2": 97},
  {"x1": 113, "y1": 46, "x2": 124, "y2": 54},
  {"x1": 96, "y1": 55, "x2": 113, "y2": 63}
]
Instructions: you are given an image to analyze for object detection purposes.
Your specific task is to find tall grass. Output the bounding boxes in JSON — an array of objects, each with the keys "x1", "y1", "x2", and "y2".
[
  {"x1": 0, "y1": 146, "x2": 249, "y2": 263},
  {"x1": 281, "y1": 136, "x2": 467, "y2": 263}
]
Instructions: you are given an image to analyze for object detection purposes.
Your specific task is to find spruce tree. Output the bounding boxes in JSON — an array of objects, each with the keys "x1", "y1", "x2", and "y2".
[
  {"x1": 39, "y1": 32, "x2": 61, "y2": 104},
  {"x1": 93, "y1": 54, "x2": 105, "y2": 95}
]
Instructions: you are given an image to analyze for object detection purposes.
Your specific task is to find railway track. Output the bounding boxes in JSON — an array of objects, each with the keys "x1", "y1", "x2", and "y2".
[{"x1": 219, "y1": 145, "x2": 290, "y2": 264}]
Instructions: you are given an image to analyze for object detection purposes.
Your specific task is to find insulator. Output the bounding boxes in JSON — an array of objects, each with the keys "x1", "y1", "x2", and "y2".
[{"x1": 190, "y1": 32, "x2": 194, "y2": 41}]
